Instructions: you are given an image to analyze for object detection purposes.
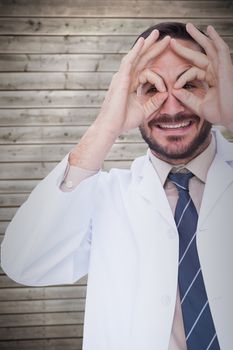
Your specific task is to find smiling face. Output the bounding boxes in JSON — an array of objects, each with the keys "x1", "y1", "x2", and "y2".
[{"x1": 139, "y1": 39, "x2": 212, "y2": 164}]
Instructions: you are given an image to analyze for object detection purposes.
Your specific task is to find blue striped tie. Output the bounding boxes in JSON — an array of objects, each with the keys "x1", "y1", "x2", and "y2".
[{"x1": 168, "y1": 172, "x2": 220, "y2": 350}]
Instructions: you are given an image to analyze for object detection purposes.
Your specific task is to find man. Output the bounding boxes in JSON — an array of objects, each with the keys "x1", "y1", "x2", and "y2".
[{"x1": 1, "y1": 22, "x2": 233, "y2": 350}]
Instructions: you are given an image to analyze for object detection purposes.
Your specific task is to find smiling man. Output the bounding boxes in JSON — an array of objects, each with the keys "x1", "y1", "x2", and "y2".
[
  {"x1": 138, "y1": 41, "x2": 212, "y2": 164},
  {"x1": 2, "y1": 22, "x2": 233, "y2": 350}
]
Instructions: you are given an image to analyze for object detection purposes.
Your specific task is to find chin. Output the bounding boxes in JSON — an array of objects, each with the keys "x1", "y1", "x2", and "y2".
[{"x1": 139, "y1": 121, "x2": 212, "y2": 163}]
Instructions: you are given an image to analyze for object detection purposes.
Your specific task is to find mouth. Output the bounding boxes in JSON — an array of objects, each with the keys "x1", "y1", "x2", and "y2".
[
  {"x1": 155, "y1": 119, "x2": 194, "y2": 130},
  {"x1": 148, "y1": 114, "x2": 199, "y2": 135}
]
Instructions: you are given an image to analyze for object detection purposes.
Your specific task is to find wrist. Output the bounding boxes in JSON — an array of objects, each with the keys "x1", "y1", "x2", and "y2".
[{"x1": 94, "y1": 113, "x2": 122, "y2": 140}]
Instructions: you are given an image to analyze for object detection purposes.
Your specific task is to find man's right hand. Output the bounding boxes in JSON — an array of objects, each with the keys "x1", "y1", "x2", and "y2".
[
  {"x1": 69, "y1": 30, "x2": 170, "y2": 170},
  {"x1": 96, "y1": 30, "x2": 170, "y2": 137}
]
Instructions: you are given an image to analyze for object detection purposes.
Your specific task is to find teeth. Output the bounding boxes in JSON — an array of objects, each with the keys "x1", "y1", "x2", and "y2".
[{"x1": 158, "y1": 121, "x2": 191, "y2": 129}]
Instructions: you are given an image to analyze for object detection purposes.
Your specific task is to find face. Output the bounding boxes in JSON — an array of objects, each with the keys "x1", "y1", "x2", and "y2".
[{"x1": 139, "y1": 39, "x2": 212, "y2": 164}]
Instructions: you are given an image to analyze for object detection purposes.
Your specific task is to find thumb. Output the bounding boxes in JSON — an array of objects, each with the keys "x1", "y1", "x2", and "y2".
[
  {"x1": 172, "y1": 88, "x2": 202, "y2": 117},
  {"x1": 143, "y1": 92, "x2": 168, "y2": 119}
]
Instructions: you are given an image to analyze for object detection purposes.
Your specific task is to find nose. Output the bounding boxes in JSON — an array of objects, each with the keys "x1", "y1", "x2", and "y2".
[{"x1": 159, "y1": 91, "x2": 185, "y2": 115}]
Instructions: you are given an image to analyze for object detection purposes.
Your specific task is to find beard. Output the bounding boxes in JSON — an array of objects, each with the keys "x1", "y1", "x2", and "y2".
[{"x1": 139, "y1": 113, "x2": 212, "y2": 162}]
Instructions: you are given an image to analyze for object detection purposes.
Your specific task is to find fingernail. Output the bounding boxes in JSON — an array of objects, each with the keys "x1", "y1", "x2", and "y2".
[
  {"x1": 152, "y1": 29, "x2": 159, "y2": 35},
  {"x1": 208, "y1": 25, "x2": 214, "y2": 31},
  {"x1": 186, "y1": 22, "x2": 194, "y2": 31}
]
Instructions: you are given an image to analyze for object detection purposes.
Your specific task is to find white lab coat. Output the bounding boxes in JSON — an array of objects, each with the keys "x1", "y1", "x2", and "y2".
[{"x1": 1, "y1": 129, "x2": 233, "y2": 350}]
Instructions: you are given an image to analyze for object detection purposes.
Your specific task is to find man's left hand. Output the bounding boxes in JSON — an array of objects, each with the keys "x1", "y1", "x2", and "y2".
[{"x1": 170, "y1": 23, "x2": 233, "y2": 132}]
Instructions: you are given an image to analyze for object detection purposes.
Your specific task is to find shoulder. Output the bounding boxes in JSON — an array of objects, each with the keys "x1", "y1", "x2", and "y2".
[
  {"x1": 214, "y1": 128, "x2": 233, "y2": 166},
  {"x1": 98, "y1": 154, "x2": 148, "y2": 190}
]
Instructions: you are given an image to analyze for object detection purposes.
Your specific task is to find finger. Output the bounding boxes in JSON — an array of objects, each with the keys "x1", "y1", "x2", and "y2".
[
  {"x1": 207, "y1": 25, "x2": 232, "y2": 66},
  {"x1": 138, "y1": 69, "x2": 166, "y2": 92},
  {"x1": 186, "y1": 22, "x2": 217, "y2": 58},
  {"x1": 172, "y1": 88, "x2": 202, "y2": 116},
  {"x1": 137, "y1": 36, "x2": 170, "y2": 71},
  {"x1": 143, "y1": 92, "x2": 168, "y2": 119},
  {"x1": 139, "y1": 29, "x2": 160, "y2": 55},
  {"x1": 119, "y1": 36, "x2": 145, "y2": 75},
  {"x1": 174, "y1": 66, "x2": 207, "y2": 89},
  {"x1": 170, "y1": 38, "x2": 210, "y2": 69}
]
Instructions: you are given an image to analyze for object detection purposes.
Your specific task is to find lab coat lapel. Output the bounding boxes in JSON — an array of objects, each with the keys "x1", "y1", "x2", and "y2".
[
  {"x1": 123, "y1": 155, "x2": 178, "y2": 350},
  {"x1": 132, "y1": 156, "x2": 176, "y2": 230},
  {"x1": 198, "y1": 136, "x2": 233, "y2": 228}
]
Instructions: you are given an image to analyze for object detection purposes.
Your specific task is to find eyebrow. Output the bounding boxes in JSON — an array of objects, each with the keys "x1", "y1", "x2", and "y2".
[
  {"x1": 156, "y1": 68, "x2": 191, "y2": 88},
  {"x1": 176, "y1": 68, "x2": 191, "y2": 81}
]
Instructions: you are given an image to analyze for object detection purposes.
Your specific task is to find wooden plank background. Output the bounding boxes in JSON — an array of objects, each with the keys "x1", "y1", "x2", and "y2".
[{"x1": 0, "y1": 0, "x2": 232, "y2": 348}]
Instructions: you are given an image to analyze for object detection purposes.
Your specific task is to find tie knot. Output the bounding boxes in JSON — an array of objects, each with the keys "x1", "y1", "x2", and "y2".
[{"x1": 168, "y1": 172, "x2": 194, "y2": 191}]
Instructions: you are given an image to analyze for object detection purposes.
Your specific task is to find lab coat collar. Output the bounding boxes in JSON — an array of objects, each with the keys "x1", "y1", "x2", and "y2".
[{"x1": 130, "y1": 128, "x2": 233, "y2": 230}]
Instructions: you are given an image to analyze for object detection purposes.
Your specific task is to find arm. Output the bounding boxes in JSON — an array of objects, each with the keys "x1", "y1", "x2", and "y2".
[
  {"x1": 1, "y1": 30, "x2": 169, "y2": 286},
  {"x1": 68, "y1": 30, "x2": 169, "y2": 171},
  {"x1": 1, "y1": 155, "x2": 100, "y2": 286}
]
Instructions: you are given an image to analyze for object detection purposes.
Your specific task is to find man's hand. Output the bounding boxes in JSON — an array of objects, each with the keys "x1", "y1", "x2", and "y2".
[
  {"x1": 69, "y1": 30, "x2": 170, "y2": 169},
  {"x1": 170, "y1": 23, "x2": 233, "y2": 132},
  {"x1": 96, "y1": 30, "x2": 169, "y2": 137}
]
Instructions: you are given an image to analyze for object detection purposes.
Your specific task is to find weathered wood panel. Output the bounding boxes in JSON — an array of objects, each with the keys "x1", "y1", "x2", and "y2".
[
  {"x1": 0, "y1": 160, "x2": 131, "y2": 179},
  {"x1": 0, "y1": 208, "x2": 18, "y2": 221},
  {"x1": 0, "y1": 1, "x2": 232, "y2": 348},
  {"x1": 0, "y1": 338, "x2": 83, "y2": 350},
  {"x1": 1, "y1": 53, "x2": 232, "y2": 73},
  {"x1": 0, "y1": 274, "x2": 88, "y2": 287},
  {"x1": 0, "y1": 108, "x2": 99, "y2": 126},
  {"x1": 0, "y1": 36, "x2": 138, "y2": 54},
  {"x1": 0, "y1": 143, "x2": 147, "y2": 162},
  {"x1": 0, "y1": 180, "x2": 41, "y2": 193},
  {"x1": 0, "y1": 126, "x2": 141, "y2": 144},
  {"x1": 0, "y1": 300, "x2": 85, "y2": 314},
  {"x1": 0, "y1": 286, "x2": 87, "y2": 301},
  {"x1": 0, "y1": 54, "x2": 123, "y2": 72},
  {"x1": 1, "y1": 35, "x2": 233, "y2": 54},
  {"x1": 0, "y1": 72, "x2": 112, "y2": 90},
  {"x1": 0, "y1": 91, "x2": 105, "y2": 108},
  {"x1": 0, "y1": 324, "x2": 84, "y2": 340},
  {"x1": 0, "y1": 223, "x2": 8, "y2": 234},
  {"x1": 0, "y1": 312, "x2": 85, "y2": 327},
  {"x1": 0, "y1": 17, "x2": 232, "y2": 35},
  {"x1": 0, "y1": 193, "x2": 29, "y2": 207},
  {"x1": 0, "y1": 1, "x2": 232, "y2": 18}
]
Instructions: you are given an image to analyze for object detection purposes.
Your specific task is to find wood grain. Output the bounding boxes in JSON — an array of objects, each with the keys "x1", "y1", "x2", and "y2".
[
  {"x1": 0, "y1": 90, "x2": 105, "y2": 108},
  {"x1": 0, "y1": 54, "x2": 123, "y2": 72},
  {"x1": 0, "y1": 143, "x2": 147, "y2": 162},
  {"x1": 0, "y1": 108, "x2": 99, "y2": 126},
  {"x1": 0, "y1": 126, "x2": 141, "y2": 144},
  {"x1": 0, "y1": 17, "x2": 232, "y2": 35},
  {"x1": 0, "y1": 1, "x2": 232, "y2": 348},
  {"x1": 1, "y1": 35, "x2": 232, "y2": 54},
  {"x1": 0, "y1": 312, "x2": 85, "y2": 327},
  {"x1": 0, "y1": 1, "x2": 232, "y2": 18},
  {"x1": 0, "y1": 338, "x2": 83, "y2": 349}
]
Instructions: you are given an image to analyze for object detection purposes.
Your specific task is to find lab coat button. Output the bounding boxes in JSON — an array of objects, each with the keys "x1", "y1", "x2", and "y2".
[
  {"x1": 161, "y1": 294, "x2": 171, "y2": 306},
  {"x1": 167, "y1": 229, "x2": 176, "y2": 239},
  {"x1": 65, "y1": 180, "x2": 73, "y2": 189}
]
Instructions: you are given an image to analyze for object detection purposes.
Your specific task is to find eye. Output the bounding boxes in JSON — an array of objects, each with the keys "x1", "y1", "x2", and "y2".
[
  {"x1": 183, "y1": 83, "x2": 196, "y2": 90},
  {"x1": 146, "y1": 85, "x2": 158, "y2": 94}
]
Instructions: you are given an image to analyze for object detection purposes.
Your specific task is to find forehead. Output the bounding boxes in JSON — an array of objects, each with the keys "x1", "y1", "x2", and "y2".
[{"x1": 148, "y1": 39, "x2": 201, "y2": 79}]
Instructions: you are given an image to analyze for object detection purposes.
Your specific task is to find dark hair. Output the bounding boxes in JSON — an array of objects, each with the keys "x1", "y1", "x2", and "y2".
[{"x1": 133, "y1": 22, "x2": 207, "y2": 52}]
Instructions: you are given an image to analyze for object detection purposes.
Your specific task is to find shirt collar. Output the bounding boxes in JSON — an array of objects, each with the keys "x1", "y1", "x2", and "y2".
[{"x1": 149, "y1": 133, "x2": 216, "y2": 186}]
